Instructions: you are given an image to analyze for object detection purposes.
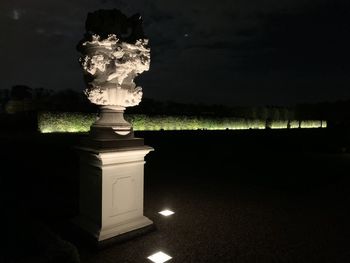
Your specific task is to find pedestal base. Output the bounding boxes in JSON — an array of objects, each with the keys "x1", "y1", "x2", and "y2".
[
  {"x1": 73, "y1": 215, "x2": 154, "y2": 243},
  {"x1": 74, "y1": 144, "x2": 154, "y2": 243}
]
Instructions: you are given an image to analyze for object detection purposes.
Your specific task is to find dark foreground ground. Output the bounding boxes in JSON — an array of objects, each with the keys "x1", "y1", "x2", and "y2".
[{"x1": 1, "y1": 128, "x2": 350, "y2": 262}]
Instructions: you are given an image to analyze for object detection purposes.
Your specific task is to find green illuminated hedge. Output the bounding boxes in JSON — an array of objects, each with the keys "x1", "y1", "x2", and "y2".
[{"x1": 38, "y1": 112, "x2": 327, "y2": 133}]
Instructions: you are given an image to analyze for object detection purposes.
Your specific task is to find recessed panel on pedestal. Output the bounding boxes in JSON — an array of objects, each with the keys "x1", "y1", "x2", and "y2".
[{"x1": 112, "y1": 175, "x2": 137, "y2": 216}]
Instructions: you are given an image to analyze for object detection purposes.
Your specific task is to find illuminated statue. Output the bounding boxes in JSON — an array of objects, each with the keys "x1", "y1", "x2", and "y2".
[
  {"x1": 77, "y1": 9, "x2": 150, "y2": 137},
  {"x1": 74, "y1": 10, "x2": 154, "y2": 243}
]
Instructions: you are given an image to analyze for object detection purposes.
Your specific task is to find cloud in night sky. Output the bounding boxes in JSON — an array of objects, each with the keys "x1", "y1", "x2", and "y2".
[{"x1": 0, "y1": 0, "x2": 350, "y2": 106}]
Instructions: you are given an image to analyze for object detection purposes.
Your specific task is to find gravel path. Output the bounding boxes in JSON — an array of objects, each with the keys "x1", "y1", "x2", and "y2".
[{"x1": 2, "y1": 130, "x2": 350, "y2": 262}]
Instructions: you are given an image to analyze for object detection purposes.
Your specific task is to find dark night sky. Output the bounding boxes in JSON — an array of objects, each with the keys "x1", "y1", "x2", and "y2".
[{"x1": 1, "y1": 0, "x2": 350, "y2": 106}]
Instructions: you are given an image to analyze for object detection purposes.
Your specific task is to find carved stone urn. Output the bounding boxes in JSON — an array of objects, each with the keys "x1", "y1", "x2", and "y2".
[
  {"x1": 77, "y1": 9, "x2": 150, "y2": 140},
  {"x1": 74, "y1": 10, "x2": 154, "y2": 243}
]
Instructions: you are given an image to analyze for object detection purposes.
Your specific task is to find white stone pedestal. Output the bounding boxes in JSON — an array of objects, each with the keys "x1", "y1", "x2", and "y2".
[{"x1": 74, "y1": 145, "x2": 154, "y2": 242}]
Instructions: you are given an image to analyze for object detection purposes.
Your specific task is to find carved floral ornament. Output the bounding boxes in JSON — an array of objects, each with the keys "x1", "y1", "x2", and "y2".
[{"x1": 78, "y1": 34, "x2": 150, "y2": 107}]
